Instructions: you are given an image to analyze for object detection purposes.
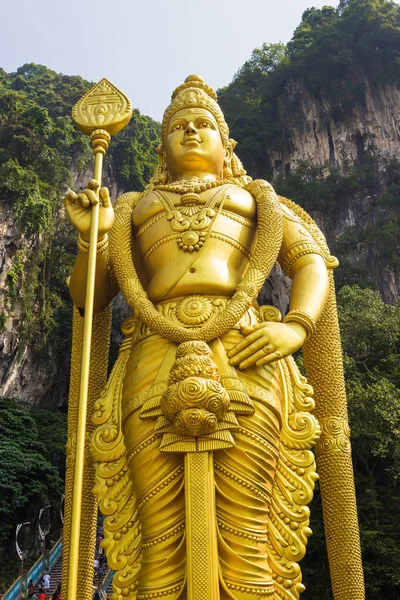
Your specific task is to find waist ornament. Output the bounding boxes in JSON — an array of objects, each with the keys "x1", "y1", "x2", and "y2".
[{"x1": 122, "y1": 296, "x2": 261, "y2": 344}]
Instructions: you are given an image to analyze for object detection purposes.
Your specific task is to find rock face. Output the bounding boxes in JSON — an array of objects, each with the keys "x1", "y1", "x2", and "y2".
[
  {"x1": 269, "y1": 78, "x2": 400, "y2": 304},
  {"x1": 270, "y1": 78, "x2": 400, "y2": 175},
  {"x1": 0, "y1": 201, "x2": 50, "y2": 404},
  {"x1": 0, "y1": 165, "x2": 123, "y2": 405}
]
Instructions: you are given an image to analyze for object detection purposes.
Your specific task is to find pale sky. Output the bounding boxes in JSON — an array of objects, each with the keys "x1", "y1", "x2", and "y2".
[{"x1": 2, "y1": 0, "x2": 340, "y2": 120}]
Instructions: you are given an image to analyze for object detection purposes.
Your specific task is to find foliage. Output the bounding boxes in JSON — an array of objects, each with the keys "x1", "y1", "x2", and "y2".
[
  {"x1": 29, "y1": 408, "x2": 67, "y2": 480},
  {"x1": 0, "y1": 400, "x2": 66, "y2": 591},
  {"x1": 287, "y1": 0, "x2": 400, "y2": 111},
  {"x1": 302, "y1": 286, "x2": 400, "y2": 599},
  {"x1": 0, "y1": 63, "x2": 159, "y2": 365},
  {"x1": 274, "y1": 160, "x2": 347, "y2": 214},
  {"x1": 219, "y1": 43, "x2": 291, "y2": 175},
  {"x1": 0, "y1": 399, "x2": 64, "y2": 552},
  {"x1": 340, "y1": 286, "x2": 400, "y2": 598},
  {"x1": 5, "y1": 250, "x2": 24, "y2": 311},
  {"x1": 106, "y1": 109, "x2": 161, "y2": 191},
  {"x1": 219, "y1": 0, "x2": 400, "y2": 177}
]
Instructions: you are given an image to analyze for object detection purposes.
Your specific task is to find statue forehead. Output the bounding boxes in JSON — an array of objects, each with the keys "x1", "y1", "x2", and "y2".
[{"x1": 168, "y1": 107, "x2": 218, "y2": 124}]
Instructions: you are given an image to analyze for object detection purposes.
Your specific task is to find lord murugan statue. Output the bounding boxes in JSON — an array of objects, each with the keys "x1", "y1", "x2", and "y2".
[{"x1": 62, "y1": 76, "x2": 365, "y2": 600}]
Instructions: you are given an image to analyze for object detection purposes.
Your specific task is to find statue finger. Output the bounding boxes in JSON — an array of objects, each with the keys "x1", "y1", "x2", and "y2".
[
  {"x1": 83, "y1": 189, "x2": 99, "y2": 206},
  {"x1": 240, "y1": 323, "x2": 265, "y2": 336},
  {"x1": 88, "y1": 179, "x2": 100, "y2": 191},
  {"x1": 228, "y1": 337, "x2": 266, "y2": 366},
  {"x1": 227, "y1": 329, "x2": 265, "y2": 359},
  {"x1": 239, "y1": 346, "x2": 271, "y2": 369},
  {"x1": 65, "y1": 190, "x2": 78, "y2": 205},
  {"x1": 256, "y1": 350, "x2": 283, "y2": 367},
  {"x1": 77, "y1": 193, "x2": 91, "y2": 208},
  {"x1": 99, "y1": 187, "x2": 111, "y2": 208}
]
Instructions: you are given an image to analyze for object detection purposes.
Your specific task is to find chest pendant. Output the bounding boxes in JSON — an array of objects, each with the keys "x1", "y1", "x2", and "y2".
[{"x1": 156, "y1": 187, "x2": 227, "y2": 253}]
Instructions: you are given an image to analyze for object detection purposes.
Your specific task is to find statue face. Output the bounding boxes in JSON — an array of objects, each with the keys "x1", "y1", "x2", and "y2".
[{"x1": 165, "y1": 107, "x2": 227, "y2": 179}]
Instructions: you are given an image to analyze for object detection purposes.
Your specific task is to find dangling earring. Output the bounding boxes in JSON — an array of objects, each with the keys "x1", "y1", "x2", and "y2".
[
  {"x1": 156, "y1": 147, "x2": 168, "y2": 184},
  {"x1": 159, "y1": 164, "x2": 168, "y2": 184},
  {"x1": 223, "y1": 160, "x2": 233, "y2": 178}
]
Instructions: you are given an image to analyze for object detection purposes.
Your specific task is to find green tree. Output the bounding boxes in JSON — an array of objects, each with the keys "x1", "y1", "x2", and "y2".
[
  {"x1": 0, "y1": 400, "x2": 64, "y2": 549},
  {"x1": 303, "y1": 286, "x2": 400, "y2": 599},
  {"x1": 0, "y1": 64, "x2": 159, "y2": 371}
]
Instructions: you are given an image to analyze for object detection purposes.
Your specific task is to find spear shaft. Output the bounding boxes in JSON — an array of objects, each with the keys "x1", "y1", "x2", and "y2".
[
  {"x1": 66, "y1": 78, "x2": 132, "y2": 600},
  {"x1": 66, "y1": 131, "x2": 109, "y2": 600}
]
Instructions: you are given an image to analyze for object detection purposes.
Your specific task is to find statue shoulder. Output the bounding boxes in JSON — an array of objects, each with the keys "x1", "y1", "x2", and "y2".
[
  {"x1": 279, "y1": 201, "x2": 303, "y2": 224},
  {"x1": 113, "y1": 191, "x2": 144, "y2": 215},
  {"x1": 110, "y1": 191, "x2": 144, "y2": 253},
  {"x1": 278, "y1": 195, "x2": 318, "y2": 228},
  {"x1": 277, "y1": 195, "x2": 339, "y2": 273}
]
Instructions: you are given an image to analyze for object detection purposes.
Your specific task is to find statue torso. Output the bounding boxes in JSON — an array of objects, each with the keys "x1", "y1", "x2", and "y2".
[{"x1": 131, "y1": 184, "x2": 257, "y2": 302}]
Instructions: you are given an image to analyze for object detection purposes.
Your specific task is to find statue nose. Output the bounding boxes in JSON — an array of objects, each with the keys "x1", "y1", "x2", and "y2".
[{"x1": 185, "y1": 122, "x2": 197, "y2": 134}]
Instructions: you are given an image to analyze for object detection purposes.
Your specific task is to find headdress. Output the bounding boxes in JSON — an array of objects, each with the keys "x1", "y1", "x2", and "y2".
[
  {"x1": 161, "y1": 74, "x2": 229, "y2": 146},
  {"x1": 151, "y1": 74, "x2": 249, "y2": 187}
]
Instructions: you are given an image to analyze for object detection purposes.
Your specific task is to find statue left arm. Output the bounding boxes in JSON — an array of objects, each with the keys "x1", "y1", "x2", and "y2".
[{"x1": 228, "y1": 204, "x2": 329, "y2": 369}]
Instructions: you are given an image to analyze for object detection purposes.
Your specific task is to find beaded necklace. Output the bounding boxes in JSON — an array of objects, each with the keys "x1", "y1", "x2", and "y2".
[
  {"x1": 154, "y1": 186, "x2": 229, "y2": 253},
  {"x1": 154, "y1": 178, "x2": 231, "y2": 196}
]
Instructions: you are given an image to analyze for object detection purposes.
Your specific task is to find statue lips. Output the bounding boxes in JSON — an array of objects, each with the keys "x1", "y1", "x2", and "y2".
[{"x1": 181, "y1": 135, "x2": 202, "y2": 148}]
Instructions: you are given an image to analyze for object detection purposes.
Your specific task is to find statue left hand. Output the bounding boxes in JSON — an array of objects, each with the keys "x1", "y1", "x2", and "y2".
[{"x1": 227, "y1": 321, "x2": 307, "y2": 369}]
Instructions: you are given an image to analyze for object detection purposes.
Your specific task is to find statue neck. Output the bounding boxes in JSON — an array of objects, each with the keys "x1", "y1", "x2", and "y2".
[{"x1": 170, "y1": 171, "x2": 222, "y2": 183}]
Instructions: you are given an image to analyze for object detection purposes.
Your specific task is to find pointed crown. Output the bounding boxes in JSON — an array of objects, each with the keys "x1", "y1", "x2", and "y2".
[{"x1": 161, "y1": 75, "x2": 229, "y2": 146}]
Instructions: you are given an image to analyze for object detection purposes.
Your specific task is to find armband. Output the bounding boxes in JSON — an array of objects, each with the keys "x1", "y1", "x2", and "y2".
[{"x1": 280, "y1": 240, "x2": 325, "y2": 277}]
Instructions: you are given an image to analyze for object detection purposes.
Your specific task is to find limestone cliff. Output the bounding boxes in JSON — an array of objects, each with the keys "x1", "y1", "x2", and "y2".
[
  {"x1": 270, "y1": 79, "x2": 400, "y2": 175},
  {"x1": 266, "y1": 78, "x2": 400, "y2": 305},
  {"x1": 0, "y1": 167, "x2": 121, "y2": 404}
]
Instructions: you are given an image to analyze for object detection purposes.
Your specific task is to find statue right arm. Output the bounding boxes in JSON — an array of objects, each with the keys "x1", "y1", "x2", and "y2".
[{"x1": 65, "y1": 180, "x2": 119, "y2": 313}]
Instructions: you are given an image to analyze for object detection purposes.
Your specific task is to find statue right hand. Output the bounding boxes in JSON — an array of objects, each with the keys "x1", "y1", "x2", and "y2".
[{"x1": 64, "y1": 179, "x2": 114, "y2": 241}]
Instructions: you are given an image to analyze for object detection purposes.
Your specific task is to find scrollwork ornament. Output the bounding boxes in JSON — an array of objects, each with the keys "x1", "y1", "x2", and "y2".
[
  {"x1": 160, "y1": 341, "x2": 230, "y2": 437},
  {"x1": 317, "y1": 417, "x2": 351, "y2": 456}
]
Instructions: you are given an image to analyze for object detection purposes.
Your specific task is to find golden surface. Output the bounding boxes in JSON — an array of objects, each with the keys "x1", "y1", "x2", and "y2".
[
  {"x1": 62, "y1": 305, "x2": 112, "y2": 600},
  {"x1": 281, "y1": 197, "x2": 365, "y2": 599},
  {"x1": 72, "y1": 78, "x2": 132, "y2": 136},
  {"x1": 66, "y1": 75, "x2": 364, "y2": 599},
  {"x1": 63, "y1": 82, "x2": 131, "y2": 600}
]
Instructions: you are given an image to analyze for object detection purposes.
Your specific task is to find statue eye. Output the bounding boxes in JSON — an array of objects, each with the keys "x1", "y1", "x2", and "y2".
[
  {"x1": 172, "y1": 124, "x2": 183, "y2": 131},
  {"x1": 201, "y1": 122, "x2": 210, "y2": 128}
]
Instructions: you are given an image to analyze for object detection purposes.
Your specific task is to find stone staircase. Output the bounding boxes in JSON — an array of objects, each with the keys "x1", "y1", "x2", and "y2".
[
  {"x1": 22, "y1": 561, "x2": 62, "y2": 599},
  {"x1": 47, "y1": 560, "x2": 62, "y2": 596},
  {"x1": 6, "y1": 538, "x2": 112, "y2": 600}
]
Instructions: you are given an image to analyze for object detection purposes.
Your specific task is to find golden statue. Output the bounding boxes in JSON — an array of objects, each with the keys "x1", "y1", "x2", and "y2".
[{"x1": 62, "y1": 75, "x2": 365, "y2": 600}]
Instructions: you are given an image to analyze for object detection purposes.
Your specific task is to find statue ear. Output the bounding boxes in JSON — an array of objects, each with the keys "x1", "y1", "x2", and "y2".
[
  {"x1": 159, "y1": 153, "x2": 168, "y2": 183},
  {"x1": 224, "y1": 144, "x2": 233, "y2": 166}
]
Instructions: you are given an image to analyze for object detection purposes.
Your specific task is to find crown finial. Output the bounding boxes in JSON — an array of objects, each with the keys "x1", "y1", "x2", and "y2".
[{"x1": 185, "y1": 74, "x2": 205, "y2": 83}]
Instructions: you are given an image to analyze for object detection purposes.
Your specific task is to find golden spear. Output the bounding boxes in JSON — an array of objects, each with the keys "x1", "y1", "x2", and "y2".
[{"x1": 66, "y1": 79, "x2": 132, "y2": 600}]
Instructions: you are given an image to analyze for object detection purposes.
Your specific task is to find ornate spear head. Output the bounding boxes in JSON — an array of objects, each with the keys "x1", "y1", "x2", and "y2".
[{"x1": 72, "y1": 77, "x2": 133, "y2": 136}]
